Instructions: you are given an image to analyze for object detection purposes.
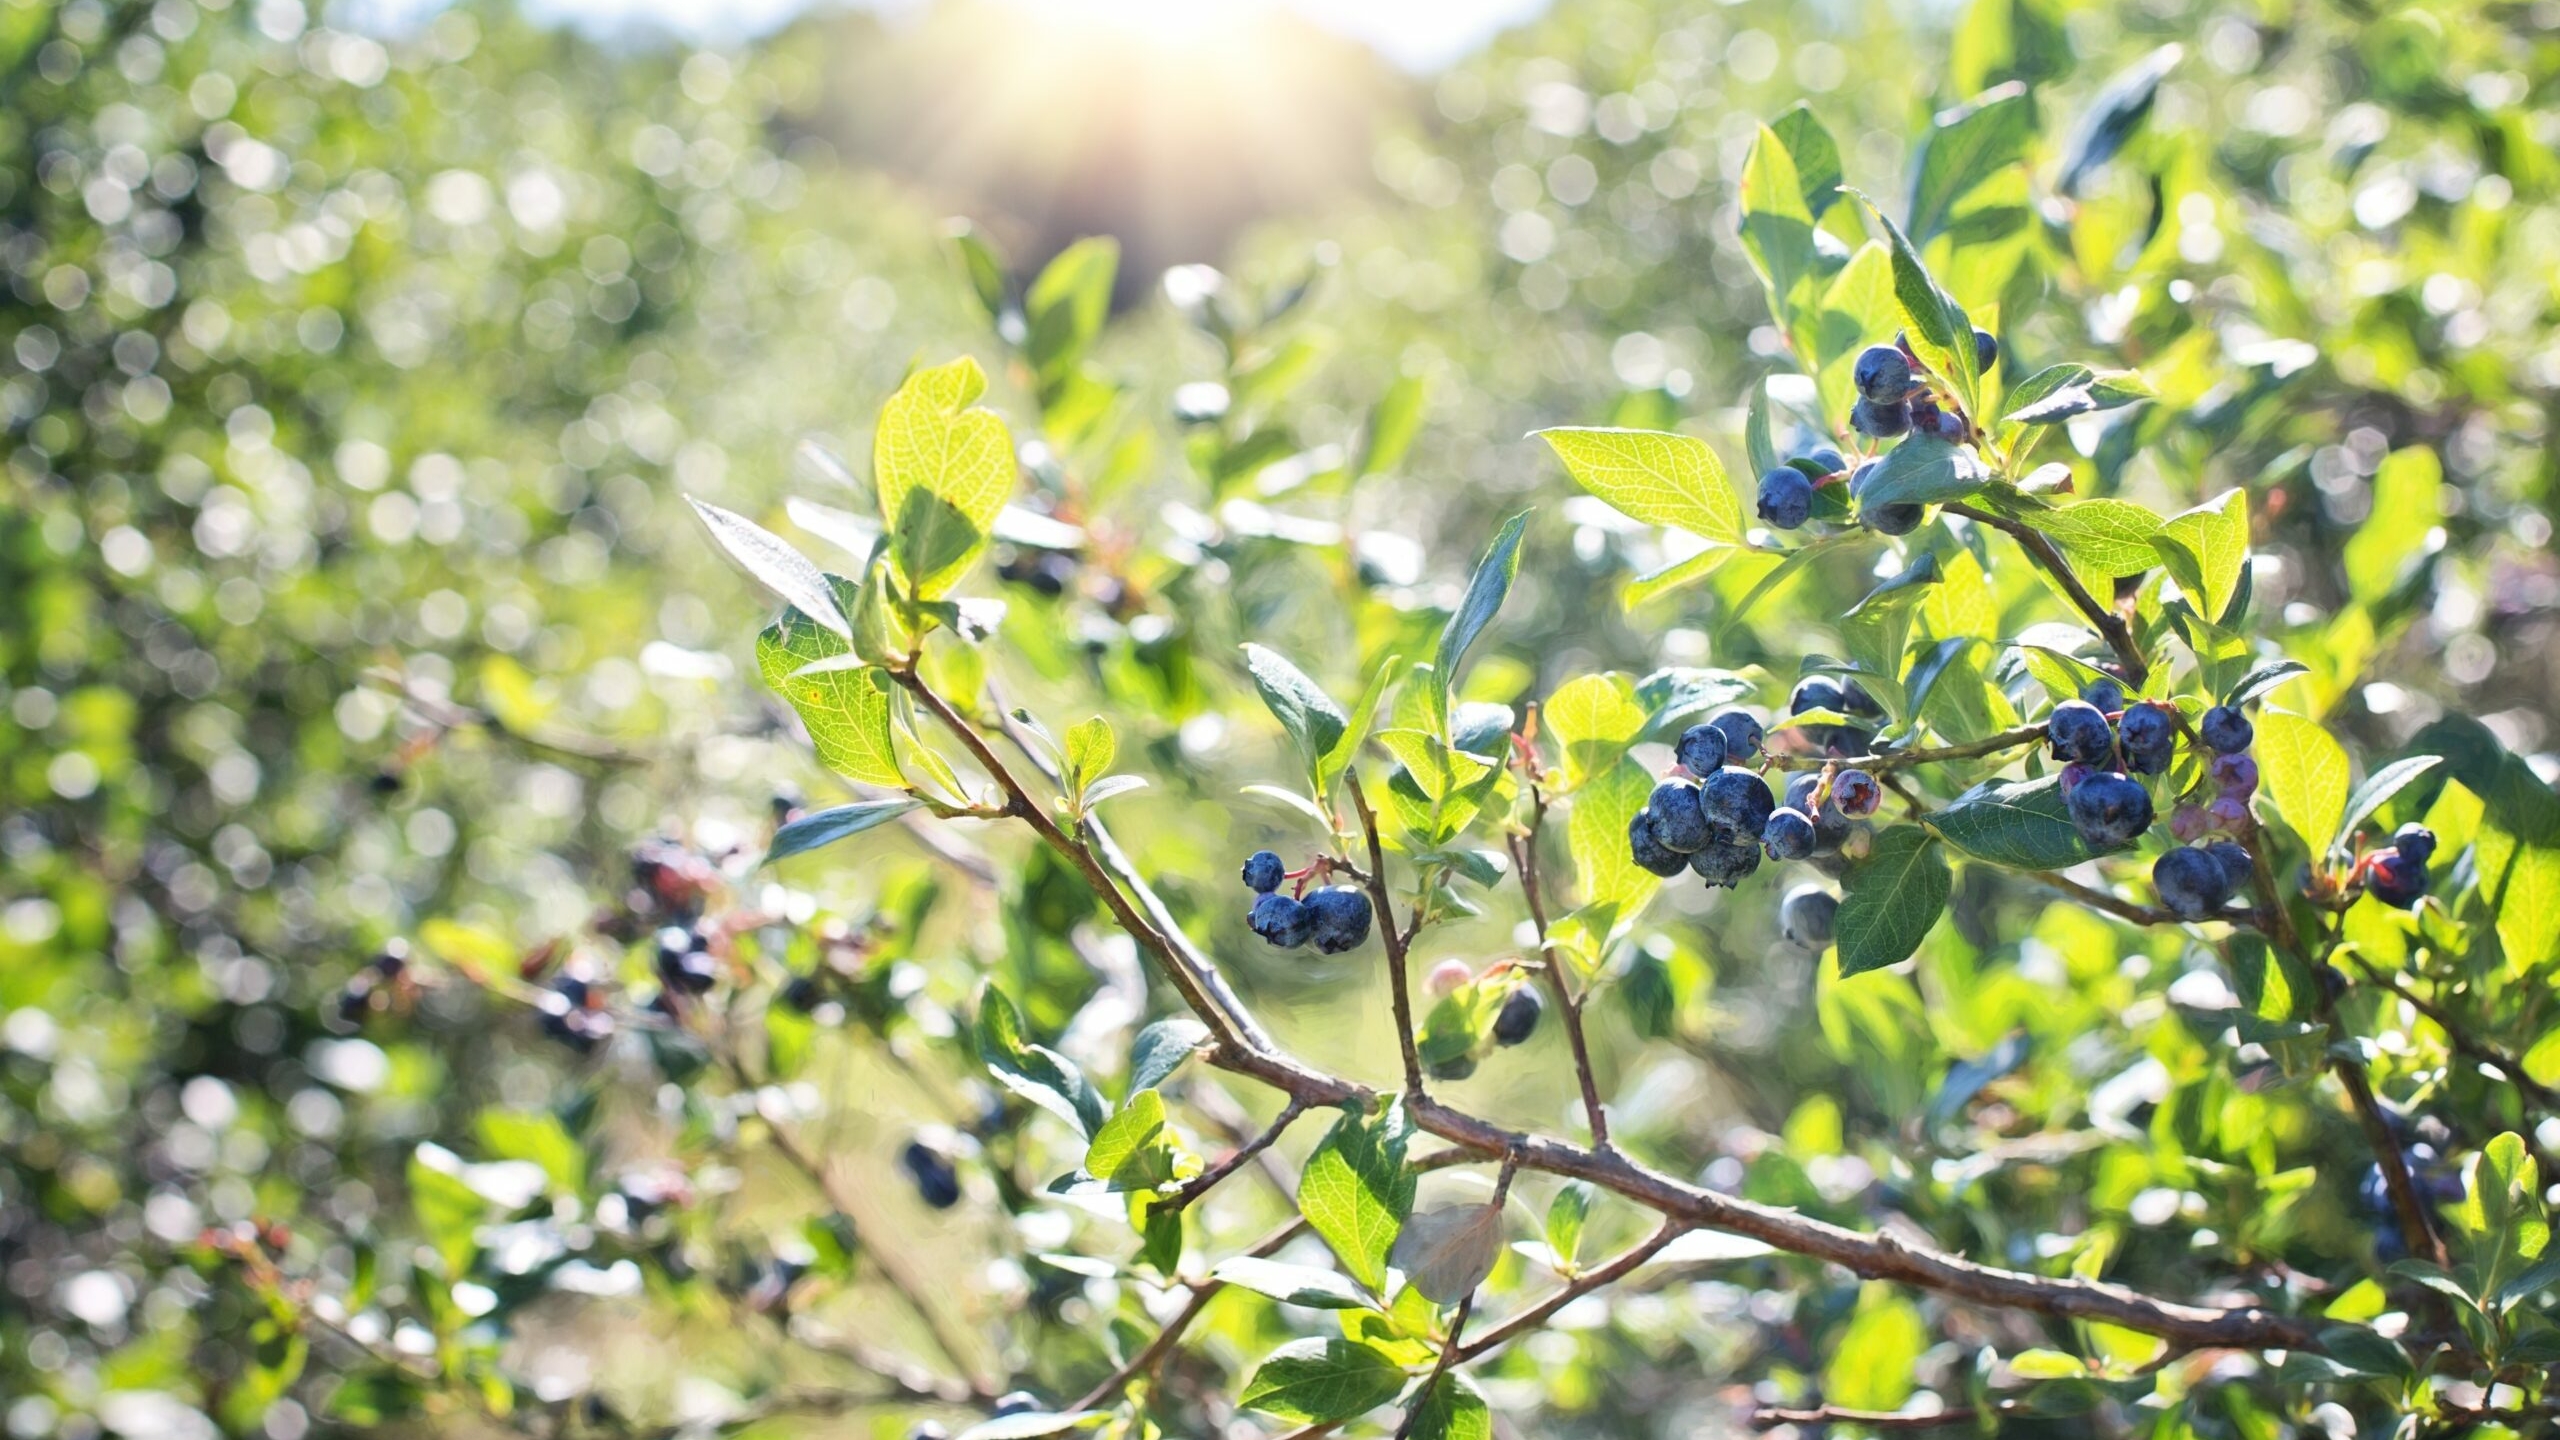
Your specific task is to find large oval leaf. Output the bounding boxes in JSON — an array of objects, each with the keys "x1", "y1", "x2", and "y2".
[
  {"x1": 1835, "y1": 826, "x2": 1951, "y2": 976},
  {"x1": 1236, "y1": 1338, "x2": 1408, "y2": 1423},
  {"x1": 1933, "y1": 777, "x2": 2091, "y2": 870}
]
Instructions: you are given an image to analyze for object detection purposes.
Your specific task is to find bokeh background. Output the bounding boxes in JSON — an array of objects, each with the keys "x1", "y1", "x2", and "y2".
[{"x1": 4, "y1": 0, "x2": 2558, "y2": 1435}]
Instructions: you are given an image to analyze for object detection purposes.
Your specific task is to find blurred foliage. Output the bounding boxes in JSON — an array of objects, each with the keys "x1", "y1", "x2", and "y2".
[{"x1": 2, "y1": 0, "x2": 2558, "y2": 1437}]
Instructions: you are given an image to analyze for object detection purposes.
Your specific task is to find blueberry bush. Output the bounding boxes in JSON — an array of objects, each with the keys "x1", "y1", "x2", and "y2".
[{"x1": 10, "y1": 2, "x2": 2560, "y2": 1439}]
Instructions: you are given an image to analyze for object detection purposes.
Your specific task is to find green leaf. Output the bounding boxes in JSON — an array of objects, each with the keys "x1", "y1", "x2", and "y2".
[
  {"x1": 474, "y1": 1110, "x2": 584, "y2": 1197},
  {"x1": 1545, "y1": 1181, "x2": 1595, "y2": 1269},
  {"x1": 2312, "y1": 1324, "x2": 2412, "y2": 1379},
  {"x1": 1998, "y1": 366, "x2": 2152, "y2": 427},
  {"x1": 1739, "y1": 124, "x2": 1819, "y2": 326},
  {"x1": 1084, "y1": 1088, "x2": 1187, "y2": 1193},
  {"x1": 2344, "y1": 446, "x2": 2443, "y2": 606},
  {"x1": 1543, "y1": 673, "x2": 1647, "y2": 791},
  {"x1": 2018, "y1": 499, "x2": 2162, "y2": 578},
  {"x1": 1128, "y1": 1018, "x2": 1210, "y2": 1095},
  {"x1": 2335, "y1": 755, "x2": 2442, "y2": 851},
  {"x1": 772, "y1": 655, "x2": 906, "y2": 790},
  {"x1": 1769, "y1": 103, "x2": 1843, "y2": 215},
  {"x1": 2256, "y1": 711, "x2": 2350, "y2": 858},
  {"x1": 1406, "y1": 1372, "x2": 1493, "y2": 1440},
  {"x1": 1537, "y1": 429, "x2": 1741, "y2": 545},
  {"x1": 765, "y1": 798, "x2": 921, "y2": 865},
  {"x1": 1211, "y1": 1257, "x2": 1371, "y2": 1310},
  {"x1": 1245, "y1": 643, "x2": 1349, "y2": 777},
  {"x1": 407, "y1": 1149, "x2": 487, "y2": 1275},
  {"x1": 1909, "y1": 83, "x2": 2035, "y2": 244},
  {"x1": 976, "y1": 985, "x2": 1110, "y2": 1140},
  {"x1": 2408, "y1": 714, "x2": 2560, "y2": 975},
  {"x1": 2059, "y1": 43, "x2": 2180, "y2": 194},
  {"x1": 689, "y1": 498, "x2": 852, "y2": 638},
  {"x1": 1823, "y1": 1287, "x2": 1928, "y2": 1410},
  {"x1": 1063, "y1": 715, "x2": 1116, "y2": 797},
  {"x1": 1236, "y1": 1338, "x2": 1408, "y2": 1424},
  {"x1": 2222, "y1": 658, "x2": 2309, "y2": 709},
  {"x1": 1624, "y1": 545, "x2": 1733, "y2": 609},
  {"x1": 1299, "y1": 1101, "x2": 1416, "y2": 1292},
  {"x1": 1569, "y1": 756, "x2": 1664, "y2": 917},
  {"x1": 1853, "y1": 435, "x2": 1988, "y2": 511},
  {"x1": 1320, "y1": 654, "x2": 1404, "y2": 797},
  {"x1": 874, "y1": 356, "x2": 1017, "y2": 602},
  {"x1": 1357, "y1": 374, "x2": 1428, "y2": 479},
  {"x1": 2454, "y1": 1132, "x2": 2548, "y2": 1296},
  {"x1": 1933, "y1": 776, "x2": 2092, "y2": 871},
  {"x1": 1851, "y1": 190, "x2": 1976, "y2": 412},
  {"x1": 1743, "y1": 379, "x2": 1777, "y2": 481},
  {"x1": 945, "y1": 222, "x2": 1011, "y2": 322},
  {"x1": 1835, "y1": 826, "x2": 1951, "y2": 976},
  {"x1": 2153, "y1": 489, "x2": 2249, "y2": 625},
  {"x1": 1431, "y1": 511, "x2": 1532, "y2": 727},
  {"x1": 1022, "y1": 237, "x2": 1117, "y2": 393}
]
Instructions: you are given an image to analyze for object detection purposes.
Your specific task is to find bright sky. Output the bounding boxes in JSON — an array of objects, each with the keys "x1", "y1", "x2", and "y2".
[{"x1": 506, "y1": 0, "x2": 1553, "y2": 70}]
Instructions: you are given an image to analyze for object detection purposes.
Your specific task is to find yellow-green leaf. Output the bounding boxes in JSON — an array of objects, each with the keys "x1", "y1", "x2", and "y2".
[
  {"x1": 874, "y1": 356, "x2": 1016, "y2": 601},
  {"x1": 2256, "y1": 710, "x2": 2349, "y2": 859},
  {"x1": 1537, "y1": 428, "x2": 1741, "y2": 546},
  {"x1": 1543, "y1": 673, "x2": 1646, "y2": 791}
]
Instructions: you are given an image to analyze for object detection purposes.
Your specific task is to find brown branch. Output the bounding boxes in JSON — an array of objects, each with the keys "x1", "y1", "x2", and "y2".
[
  {"x1": 1393, "y1": 1154, "x2": 1518, "y2": 1440},
  {"x1": 1768, "y1": 723, "x2": 2049, "y2": 773},
  {"x1": 1944, "y1": 502, "x2": 2147, "y2": 687},
  {"x1": 878, "y1": 668, "x2": 2325, "y2": 1356},
  {"x1": 1066, "y1": 1217, "x2": 1306, "y2": 1414},
  {"x1": 2028, "y1": 870, "x2": 2186, "y2": 928},
  {"x1": 1455, "y1": 1218, "x2": 1689, "y2": 1363},
  {"x1": 1751, "y1": 1404, "x2": 1990, "y2": 1431},
  {"x1": 1347, "y1": 769, "x2": 1428, "y2": 1099},
  {"x1": 2347, "y1": 954, "x2": 2560, "y2": 1114},
  {"x1": 1512, "y1": 783, "x2": 1610, "y2": 1148},
  {"x1": 1165, "y1": 1098, "x2": 1305, "y2": 1211}
]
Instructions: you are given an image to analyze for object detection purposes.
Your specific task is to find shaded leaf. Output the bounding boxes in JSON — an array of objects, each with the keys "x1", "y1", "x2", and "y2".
[
  {"x1": 689, "y1": 497, "x2": 850, "y2": 638},
  {"x1": 1390, "y1": 1201, "x2": 1504, "y2": 1305},
  {"x1": 1237, "y1": 1339, "x2": 1407, "y2": 1424},
  {"x1": 764, "y1": 799, "x2": 921, "y2": 865},
  {"x1": 1835, "y1": 826, "x2": 1951, "y2": 976},
  {"x1": 1933, "y1": 776, "x2": 2091, "y2": 871}
]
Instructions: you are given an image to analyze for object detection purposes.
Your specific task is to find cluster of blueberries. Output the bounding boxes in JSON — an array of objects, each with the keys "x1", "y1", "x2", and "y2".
[
  {"x1": 1755, "y1": 332, "x2": 1999, "y2": 536},
  {"x1": 2046, "y1": 679, "x2": 2258, "y2": 919},
  {"x1": 1621, "y1": 706, "x2": 1851, "y2": 951},
  {"x1": 2356, "y1": 823, "x2": 2437, "y2": 909},
  {"x1": 1241, "y1": 850, "x2": 1374, "y2": 954},
  {"x1": 335, "y1": 938, "x2": 411, "y2": 1023}
]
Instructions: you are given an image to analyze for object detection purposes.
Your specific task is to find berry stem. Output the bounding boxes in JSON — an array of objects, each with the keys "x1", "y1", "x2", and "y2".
[
  {"x1": 1943, "y1": 501, "x2": 2150, "y2": 688},
  {"x1": 1347, "y1": 770, "x2": 1430, "y2": 1101}
]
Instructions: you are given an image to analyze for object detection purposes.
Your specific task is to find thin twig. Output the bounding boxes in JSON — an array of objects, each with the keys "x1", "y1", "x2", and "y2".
[
  {"x1": 1512, "y1": 782, "x2": 1610, "y2": 1148},
  {"x1": 1393, "y1": 1154, "x2": 1519, "y2": 1440},
  {"x1": 1347, "y1": 769, "x2": 1428, "y2": 1100},
  {"x1": 2346, "y1": 954, "x2": 2560, "y2": 1113},
  {"x1": 1166, "y1": 1098, "x2": 1305, "y2": 1211},
  {"x1": 2028, "y1": 870, "x2": 2186, "y2": 928},
  {"x1": 1944, "y1": 502, "x2": 2148, "y2": 687},
  {"x1": 1455, "y1": 1218, "x2": 1690, "y2": 1363},
  {"x1": 1066, "y1": 1217, "x2": 1307, "y2": 1414},
  {"x1": 1766, "y1": 723, "x2": 2049, "y2": 773}
]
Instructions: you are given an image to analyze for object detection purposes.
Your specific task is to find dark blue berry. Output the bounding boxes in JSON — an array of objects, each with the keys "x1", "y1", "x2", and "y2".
[
  {"x1": 1701, "y1": 770, "x2": 1776, "y2": 836},
  {"x1": 1830, "y1": 769, "x2": 1882, "y2": 817},
  {"x1": 660, "y1": 944, "x2": 718, "y2": 996},
  {"x1": 1790, "y1": 676, "x2": 1846, "y2": 717},
  {"x1": 2153, "y1": 847, "x2": 2231, "y2": 921},
  {"x1": 902, "y1": 1140, "x2": 962, "y2": 1209},
  {"x1": 1492, "y1": 986, "x2": 1542, "y2": 1045},
  {"x1": 1688, "y1": 833, "x2": 1762, "y2": 888},
  {"x1": 1304, "y1": 888, "x2": 1373, "y2": 954},
  {"x1": 2081, "y1": 678, "x2": 2126, "y2": 715},
  {"x1": 1851, "y1": 397, "x2": 1911, "y2": 438},
  {"x1": 2199, "y1": 705, "x2": 2253, "y2": 755},
  {"x1": 2066, "y1": 772, "x2": 2154, "y2": 850},
  {"x1": 1863, "y1": 500, "x2": 1924, "y2": 535},
  {"x1": 1647, "y1": 781, "x2": 1713, "y2": 853},
  {"x1": 1762, "y1": 808, "x2": 1817, "y2": 860},
  {"x1": 2366, "y1": 851, "x2": 2427, "y2": 909},
  {"x1": 1786, "y1": 772, "x2": 1854, "y2": 853},
  {"x1": 1853, "y1": 344, "x2": 1912, "y2": 404},
  {"x1": 1780, "y1": 885, "x2": 1838, "y2": 947},
  {"x1": 1800, "y1": 446, "x2": 1847, "y2": 476},
  {"x1": 1249, "y1": 892, "x2": 1313, "y2": 948},
  {"x1": 1674, "y1": 722, "x2": 1728, "y2": 777},
  {"x1": 2391, "y1": 824, "x2": 2436, "y2": 867},
  {"x1": 1972, "y1": 328, "x2": 1999, "y2": 374},
  {"x1": 1758, "y1": 467, "x2": 1815, "y2": 529},
  {"x1": 1708, "y1": 710, "x2": 1764, "y2": 762},
  {"x1": 1241, "y1": 850, "x2": 1285, "y2": 894},
  {"x1": 2205, "y1": 841, "x2": 2254, "y2": 893},
  {"x1": 2047, "y1": 700, "x2": 2116, "y2": 765},
  {"x1": 781, "y1": 974, "x2": 823, "y2": 1012},
  {"x1": 1628, "y1": 812, "x2": 1689, "y2": 878},
  {"x1": 2117, "y1": 702, "x2": 2176, "y2": 775}
]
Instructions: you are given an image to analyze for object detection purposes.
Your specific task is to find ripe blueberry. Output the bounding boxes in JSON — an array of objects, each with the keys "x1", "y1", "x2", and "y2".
[
  {"x1": 1492, "y1": 986, "x2": 1542, "y2": 1046},
  {"x1": 902, "y1": 1139, "x2": 962, "y2": 1210},
  {"x1": 2199, "y1": 705, "x2": 2253, "y2": 755},
  {"x1": 1779, "y1": 885, "x2": 1839, "y2": 948},
  {"x1": 2058, "y1": 761, "x2": 2098, "y2": 796},
  {"x1": 1851, "y1": 397, "x2": 1911, "y2": 439},
  {"x1": 1829, "y1": 768, "x2": 1882, "y2": 817},
  {"x1": 1863, "y1": 500, "x2": 1925, "y2": 535},
  {"x1": 2210, "y1": 753, "x2": 2258, "y2": 794},
  {"x1": 2081, "y1": 678, "x2": 2126, "y2": 715},
  {"x1": 1801, "y1": 446, "x2": 1847, "y2": 476},
  {"x1": 1688, "y1": 833, "x2": 1762, "y2": 888},
  {"x1": 1787, "y1": 771, "x2": 1854, "y2": 853},
  {"x1": 1648, "y1": 781, "x2": 1714, "y2": 853},
  {"x1": 781, "y1": 974, "x2": 823, "y2": 1013},
  {"x1": 1627, "y1": 812, "x2": 1690, "y2": 878},
  {"x1": 2205, "y1": 841, "x2": 2254, "y2": 893},
  {"x1": 1853, "y1": 344, "x2": 1913, "y2": 404},
  {"x1": 1241, "y1": 850, "x2": 1285, "y2": 894},
  {"x1": 2067, "y1": 771, "x2": 2155, "y2": 850},
  {"x1": 2391, "y1": 824, "x2": 2437, "y2": 867},
  {"x1": 2047, "y1": 700, "x2": 2115, "y2": 765},
  {"x1": 2366, "y1": 850, "x2": 2428, "y2": 909},
  {"x1": 1972, "y1": 327, "x2": 1998, "y2": 374},
  {"x1": 1305, "y1": 888, "x2": 1373, "y2": 954},
  {"x1": 1674, "y1": 722, "x2": 1728, "y2": 776},
  {"x1": 1762, "y1": 807, "x2": 1817, "y2": 860},
  {"x1": 1707, "y1": 710, "x2": 1764, "y2": 762},
  {"x1": 2152, "y1": 846, "x2": 2231, "y2": 921},
  {"x1": 1758, "y1": 467, "x2": 1815, "y2": 529},
  {"x1": 1701, "y1": 770, "x2": 1777, "y2": 836},
  {"x1": 1790, "y1": 675, "x2": 1846, "y2": 717},
  {"x1": 2117, "y1": 702, "x2": 2176, "y2": 775},
  {"x1": 1249, "y1": 892, "x2": 1313, "y2": 948}
]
